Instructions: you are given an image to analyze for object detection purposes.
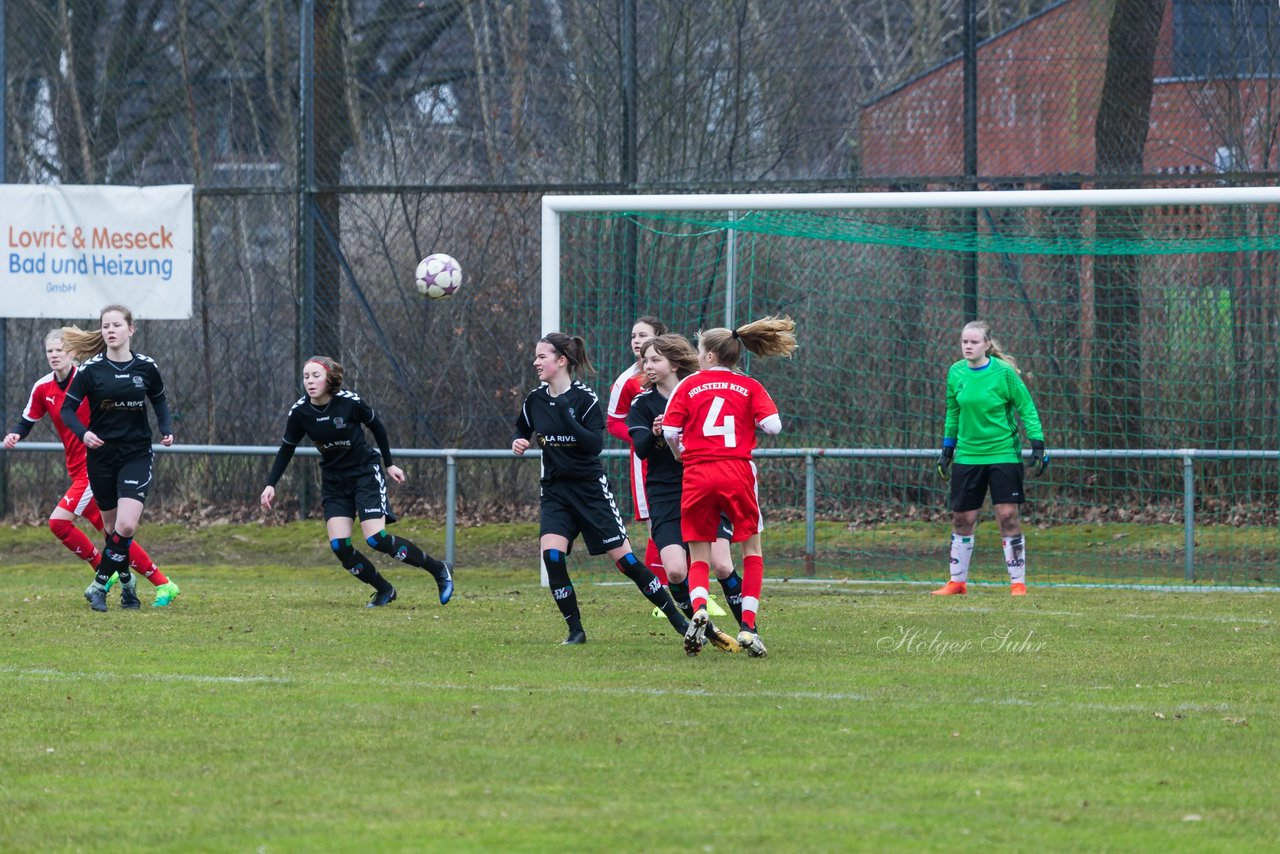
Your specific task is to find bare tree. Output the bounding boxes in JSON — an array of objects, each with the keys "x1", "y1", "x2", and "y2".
[{"x1": 1092, "y1": 0, "x2": 1165, "y2": 470}]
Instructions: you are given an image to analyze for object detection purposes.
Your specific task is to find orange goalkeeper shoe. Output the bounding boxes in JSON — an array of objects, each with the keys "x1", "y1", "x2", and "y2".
[
  {"x1": 1010, "y1": 582, "x2": 1028, "y2": 596},
  {"x1": 931, "y1": 581, "x2": 967, "y2": 596}
]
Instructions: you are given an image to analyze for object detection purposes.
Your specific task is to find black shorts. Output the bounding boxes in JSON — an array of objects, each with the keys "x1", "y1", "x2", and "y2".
[
  {"x1": 647, "y1": 488, "x2": 684, "y2": 552},
  {"x1": 322, "y1": 463, "x2": 393, "y2": 522},
  {"x1": 949, "y1": 462, "x2": 1026, "y2": 512},
  {"x1": 650, "y1": 492, "x2": 732, "y2": 552},
  {"x1": 540, "y1": 475, "x2": 629, "y2": 556},
  {"x1": 86, "y1": 446, "x2": 154, "y2": 511}
]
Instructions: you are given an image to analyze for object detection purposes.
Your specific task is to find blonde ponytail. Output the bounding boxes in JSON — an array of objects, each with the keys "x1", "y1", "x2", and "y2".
[{"x1": 59, "y1": 326, "x2": 106, "y2": 362}]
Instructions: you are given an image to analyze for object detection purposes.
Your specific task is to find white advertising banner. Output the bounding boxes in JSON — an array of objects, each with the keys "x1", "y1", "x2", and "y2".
[{"x1": 2, "y1": 184, "x2": 193, "y2": 319}]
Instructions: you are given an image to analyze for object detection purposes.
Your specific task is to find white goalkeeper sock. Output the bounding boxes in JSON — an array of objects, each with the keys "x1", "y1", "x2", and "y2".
[
  {"x1": 949, "y1": 533, "x2": 973, "y2": 583},
  {"x1": 1003, "y1": 535, "x2": 1026, "y2": 584}
]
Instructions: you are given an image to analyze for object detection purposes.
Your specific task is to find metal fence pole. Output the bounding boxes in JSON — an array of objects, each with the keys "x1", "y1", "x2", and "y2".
[
  {"x1": 1183, "y1": 452, "x2": 1196, "y2": 582},
  {"x1": 297, "y1": 0, "x2": 316, "y2": 521},
  {"x1": 445, "y1": 452, "x2": 457, "y2": 565},
  {"x1": 804, "y1": 453, "x2": 817, "y2": 576},
  {"x1": 0, "y1": 0, "x2": 8, "y2": 518}
]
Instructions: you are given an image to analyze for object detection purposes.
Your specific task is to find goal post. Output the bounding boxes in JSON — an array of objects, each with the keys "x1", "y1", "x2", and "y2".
[{"x1": 540, "y1": 187, "x2": 1280, "y2": 588}]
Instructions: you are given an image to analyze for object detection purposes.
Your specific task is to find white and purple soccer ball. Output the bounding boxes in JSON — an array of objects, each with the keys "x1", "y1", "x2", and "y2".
[{"x1": 415, "y1": 253, "x2": 462, "y2": 300}]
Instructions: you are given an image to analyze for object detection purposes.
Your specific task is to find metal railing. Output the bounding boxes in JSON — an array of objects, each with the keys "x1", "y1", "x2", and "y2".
[{"x1": 5, "y1": 443, "x2": 1276, "y2": 581}]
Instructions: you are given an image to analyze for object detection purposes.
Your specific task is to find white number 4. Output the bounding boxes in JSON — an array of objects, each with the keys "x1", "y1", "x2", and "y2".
[{"x1": 702, "y1": 396, "x2": 736, "y2": 447}]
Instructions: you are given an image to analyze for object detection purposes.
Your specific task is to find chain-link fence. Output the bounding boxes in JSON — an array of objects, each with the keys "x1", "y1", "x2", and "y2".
[{"x1": 3, "y1": 0, "x2": 1279, "y2": 521}]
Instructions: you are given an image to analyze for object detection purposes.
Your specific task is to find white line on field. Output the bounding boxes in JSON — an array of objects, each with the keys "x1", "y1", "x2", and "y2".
[
  {"x1": 770, "y1": 578, "x2": 1280, "y2": 593},
  {"x1": 944, "y1": 606, "x2": 1273, "y2": 625},
  {"x1": 2, "y1": 666, "x2": 1256, "y2": 716},
  {"x1": 596, "y1": 578, "x2": 1279, "y2": 593},
  {"x1": 1, "y1": 665, "x2": 865, "y2": 701},
  {"x1": 0, "y1": 665, "x2": 287, "y2": 684},
  {"x1": 755, "y1": 597, "x2": 1273, "y2": 624}
]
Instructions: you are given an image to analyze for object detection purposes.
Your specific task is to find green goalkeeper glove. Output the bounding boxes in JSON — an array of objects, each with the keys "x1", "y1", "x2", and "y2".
[
  {"x1": 936, "y1": 445, "x2": 955, "y2": 481},
  {"x1": 1028, "y1": 440, "x2": 1049, "y2": 476}
]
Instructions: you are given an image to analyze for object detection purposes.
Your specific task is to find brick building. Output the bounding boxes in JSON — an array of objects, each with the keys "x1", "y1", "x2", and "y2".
[{"x1": 859, "y1": 0, "x2": 1280, "y2": 178}]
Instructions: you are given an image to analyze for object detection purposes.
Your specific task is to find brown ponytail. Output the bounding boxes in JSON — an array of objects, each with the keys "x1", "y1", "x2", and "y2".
[{"x1": 698, "y1": 315, "x2": 797, "y2": 369}]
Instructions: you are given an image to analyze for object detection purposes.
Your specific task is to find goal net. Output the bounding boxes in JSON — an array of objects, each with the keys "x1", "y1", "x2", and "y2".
[{"x1": 542, "y1": 188, "x2": 1280, "y2": 589}]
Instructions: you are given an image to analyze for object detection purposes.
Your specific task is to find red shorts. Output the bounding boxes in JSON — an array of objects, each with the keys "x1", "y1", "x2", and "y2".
[
  {"x1": 680, "y1": 459, "x2": 762, "y2": 544},
  {"x1": 58, "y1": 474, "x2": 96, "y2": 518}
]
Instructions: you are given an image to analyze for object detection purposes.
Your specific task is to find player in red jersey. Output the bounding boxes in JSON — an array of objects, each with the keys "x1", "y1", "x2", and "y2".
[
  {"x1": 662, "y1": 316, "x2": 796, "y2": 657},
  {"x1": 2, "y1": 329, "x2": 180, "y2": 606},
  {"x1": 627, "y1": 334, "x2": 742, "y2": 654},
  {"x1": 605, "y1": 316, "x2": 669, "y2": 586}
]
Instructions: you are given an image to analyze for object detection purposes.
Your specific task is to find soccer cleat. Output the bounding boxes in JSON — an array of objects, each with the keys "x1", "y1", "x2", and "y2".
[
  {"x1": 120, "y1": 581, "x2": 142, "y2": 610},
  {"x1": 561, "y1": 629, "x2": 587, "y2": 645},
  {"x1": 1010, "y1": 582, "x2": 1028, "y2": 596},
  {"x1": 706, "y1": 622, "x2": 741, "y2": 653},
  {"x1": 366, "y1": 585, "x2": 398, "y2": 608},
  {"x1": 85, "y1": 586, "x2": 108, "y2": 612},
  {"x1": 706, "y1": 593, "x2": 728, "y2": 617},
  {"x1": 435, "y1": 562, "x2": 454, "y2": 605},
  {"x1": 103, "y1": 571, "x2": 120, "y2": 593},
  {"x1": 931, "y1": 580, "x2": 967, "y2": 596},
  {"x1": 153, "y1": 581, "x2": 181, "y2": 607},
  {"x1": 737, "y1": 628, "x2": 768, "y2": 658},
  {"x1": 683, "y1": 608, "x2": 708, "y2": 656},
  {"x1": 651, "y1": 605, "x2": 665, "y2": 619}
]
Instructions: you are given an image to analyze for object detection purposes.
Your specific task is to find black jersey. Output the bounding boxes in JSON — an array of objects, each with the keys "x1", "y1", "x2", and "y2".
[
  {"x1": 624, "y1": 387, "x2": 682, "y2": 495},
  {"x1": 513, "y1": 380, "x2": 606, "y2": 483},
  {"x1": 266, "y1": 391, "x2": 393, "y2": 486},
  {"x1": 61, "y1": 351, "x2": 171, "y2": 453}
]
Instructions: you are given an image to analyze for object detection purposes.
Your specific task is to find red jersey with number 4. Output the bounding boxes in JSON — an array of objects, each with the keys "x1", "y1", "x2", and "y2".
[
  {"x1": 19, "y1": 368, "x2": 90, "y2": 477},
  {"x1": 663, "y1": 367, "x2": 778, "y2": 464}
]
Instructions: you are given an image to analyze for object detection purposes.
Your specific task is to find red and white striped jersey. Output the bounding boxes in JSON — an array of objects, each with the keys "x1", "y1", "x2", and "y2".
[{"x1": 605, "y1": 363, "x2": 650, "y2": 520}]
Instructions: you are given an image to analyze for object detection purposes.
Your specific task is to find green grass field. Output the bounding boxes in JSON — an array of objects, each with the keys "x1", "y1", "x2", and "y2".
[{"x1": 2, "y1": 521, "x2": 1277, "y2": 851}]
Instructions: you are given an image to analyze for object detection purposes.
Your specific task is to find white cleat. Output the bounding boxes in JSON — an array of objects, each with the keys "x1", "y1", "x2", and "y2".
[
  {"x1": 683, "y1": 608, "x2": 708, "y2": 656},
  {"x1": 737, "y1": 629, "x2": 768, "y2": 658}
]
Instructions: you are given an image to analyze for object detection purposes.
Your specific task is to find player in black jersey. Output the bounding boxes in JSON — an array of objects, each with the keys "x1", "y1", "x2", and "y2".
[
  {"x1": 59, "y1": 305, "x2": 174, "y2": 612},
  {"x1": 259, "y1": 356, "x2": 454, "y2": 608},
  {"x1": 627, "y1": 334, "x2": 744, "y2": 655},
  {"x1": 511, "y1": 332, "x2": 689, "y2": 645}
]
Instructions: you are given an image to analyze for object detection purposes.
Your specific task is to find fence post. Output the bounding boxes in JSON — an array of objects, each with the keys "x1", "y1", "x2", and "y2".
[
  {"x1": 446, "y1": 452, "x2": 457, "y2": 565},
  {"x1": 804, "y1": 452, "x2": 816, "y2": 576},
  {"x1": 1182, "y1": 451, "x2": 1195, "y2": 582}
]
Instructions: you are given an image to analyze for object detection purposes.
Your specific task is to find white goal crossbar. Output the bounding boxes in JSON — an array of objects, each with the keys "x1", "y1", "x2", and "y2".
[{"x1": 540, "y1": 185, "x2": 1280, "y2": 334}]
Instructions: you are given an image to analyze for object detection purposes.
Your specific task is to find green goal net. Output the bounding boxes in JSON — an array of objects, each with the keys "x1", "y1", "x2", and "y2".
[{"x1": 546, "y1": 189, "x2": 1280, "y2": 589}]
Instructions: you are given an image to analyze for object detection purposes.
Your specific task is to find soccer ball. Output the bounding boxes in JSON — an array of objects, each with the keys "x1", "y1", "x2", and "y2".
[{"x1": 415, "y1": 253, "x2": 462, "y2": 299}]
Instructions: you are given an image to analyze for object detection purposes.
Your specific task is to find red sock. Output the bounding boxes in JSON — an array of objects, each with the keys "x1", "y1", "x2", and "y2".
[
  {"x1": 128, "y1": 541, "x2": 169, "y2": 586},
  {"x1": 741, "y1": 554, "x2": 764, "y2": 630},
  {"x1": 644, "y1": 538, "x2": 668, "y2": 586},
  {"x1": 688, "y1": 560, "x2": 710, "y2": 613},
  {"x1": 49, "y1": 518, "x2": 101, "y2": 567}
]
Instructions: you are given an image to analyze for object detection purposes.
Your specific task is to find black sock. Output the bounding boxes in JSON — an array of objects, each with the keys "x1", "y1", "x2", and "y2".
[
  {"x1": 367, "y1": 531, "x2": 445, "y2": 575},
  {"x1": 98, "y1": 532, "x2": 133, "y2": 587},
  {"x1": 718, "y1": 571, "x2": 745, "y2": 625},
  {"x1": 668, "y1": 578, "x2": 693, "y2": 617},
  {"x1": 617, "y1": 553, "x2": 688, "y2": 632},
  {"x1": 543, "y1": 548, "x2": 583, "y2": 634},
  {"x1": 332, "y1": 538, "x2": 391, "y2": 591}
]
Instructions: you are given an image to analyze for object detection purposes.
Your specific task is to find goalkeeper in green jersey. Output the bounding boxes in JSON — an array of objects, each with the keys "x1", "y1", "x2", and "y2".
[{"x1": 933, "y1": 320, "x2": 1048, "y2": 596}]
